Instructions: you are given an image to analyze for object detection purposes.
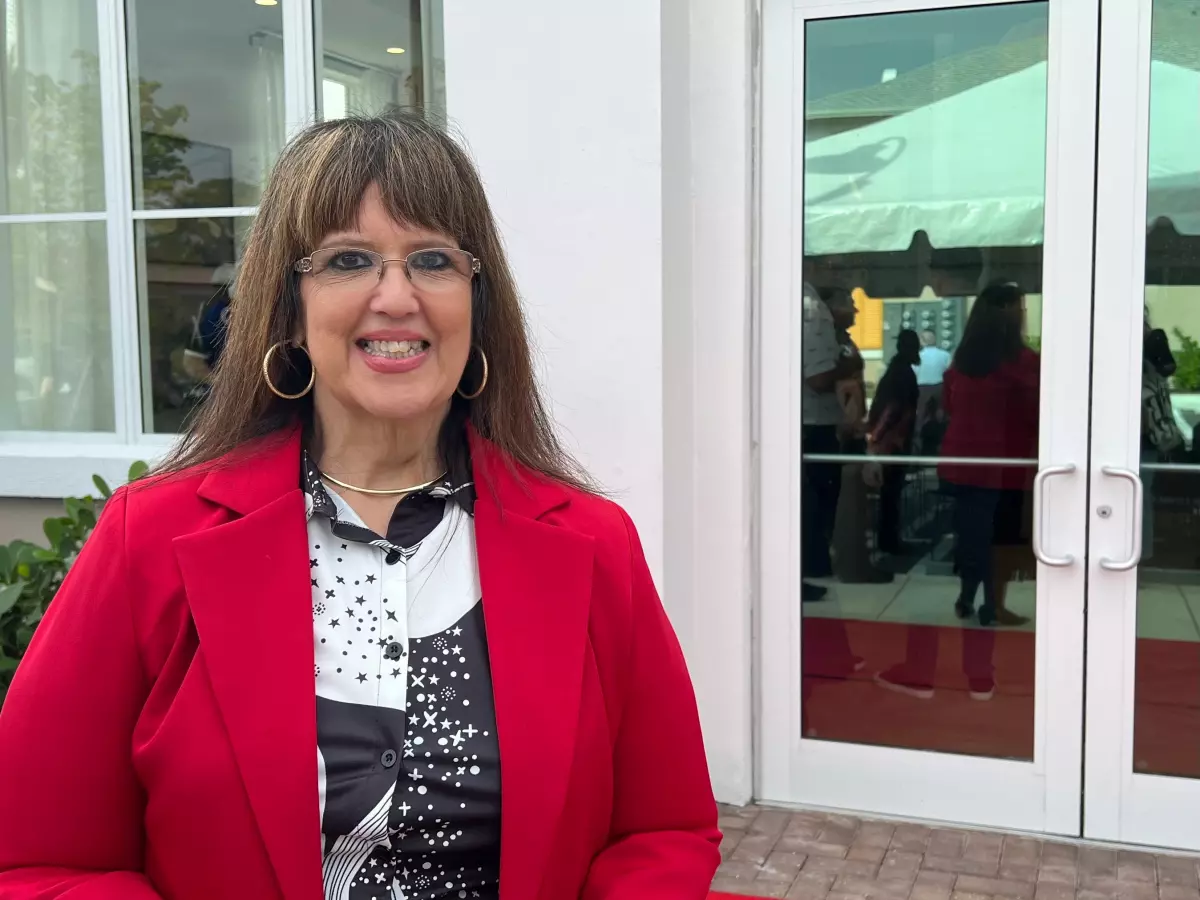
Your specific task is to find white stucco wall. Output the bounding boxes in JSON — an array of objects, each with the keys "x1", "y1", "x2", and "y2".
[{"x1": 443, "y1": 0, "x2": 755, "y2": 804}]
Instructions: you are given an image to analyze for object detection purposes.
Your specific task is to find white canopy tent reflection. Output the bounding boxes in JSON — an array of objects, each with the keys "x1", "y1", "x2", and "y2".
[{"x1": 803, "y1": 60, "x2": 1200, "y2": 255}]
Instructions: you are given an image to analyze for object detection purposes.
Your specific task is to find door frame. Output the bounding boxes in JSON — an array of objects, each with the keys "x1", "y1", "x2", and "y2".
[
  {"x1": 756, "y1": 0, "x2": 1100, "y2": 833},
  {"x1": 1083, "y1": 0, "x2": 1200, "y2": 852}
]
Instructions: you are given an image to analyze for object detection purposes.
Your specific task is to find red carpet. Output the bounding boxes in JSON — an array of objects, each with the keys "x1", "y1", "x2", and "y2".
[{"x1": 801, "y1": 617, "x2": 1200, "y2": 773}]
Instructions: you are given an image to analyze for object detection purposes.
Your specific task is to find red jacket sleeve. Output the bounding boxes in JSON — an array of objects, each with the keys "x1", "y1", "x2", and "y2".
[
  {"x1": 581, "y1": 510, "x2": 722, "y2": 899},
  {"x1": 0, "y1": 489, "x2": 162, "y2": 899}
]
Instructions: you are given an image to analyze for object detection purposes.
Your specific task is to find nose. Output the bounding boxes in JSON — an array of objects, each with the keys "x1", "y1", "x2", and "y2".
[{"x1": 369, "y1": 258, "x2": 420, "y2": 316}]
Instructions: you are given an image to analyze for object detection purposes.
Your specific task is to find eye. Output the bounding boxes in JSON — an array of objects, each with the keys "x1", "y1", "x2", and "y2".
[
  {"x1": 327, "y1": 250, "x2": 376, "y2": 271},
  {"x1": 408, "y1": 250, "x2": 454, "y2": 272}
]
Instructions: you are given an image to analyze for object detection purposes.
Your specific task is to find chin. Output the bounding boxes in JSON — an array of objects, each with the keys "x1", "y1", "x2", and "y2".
[{"x1": 350, "y1": 386, "x2": 451, "y2": 424}]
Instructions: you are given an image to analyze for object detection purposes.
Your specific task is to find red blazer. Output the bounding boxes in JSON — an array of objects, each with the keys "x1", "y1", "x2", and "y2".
[
  {"x1": 938, "y1": 348, "x2": 1041, "y2": 491},
  {"x1": 0, "y1": 429, "x2": 720, "y2": 900}
]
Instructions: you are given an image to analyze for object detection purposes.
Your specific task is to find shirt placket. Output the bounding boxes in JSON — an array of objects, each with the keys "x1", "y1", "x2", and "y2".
[{"x1": 378, "y1": 550, "x2": 409, "y2": 711}]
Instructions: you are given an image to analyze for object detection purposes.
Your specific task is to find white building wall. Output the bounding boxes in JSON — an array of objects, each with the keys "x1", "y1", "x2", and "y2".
[{"x1": 444, "y1": 1, "x2": 755, "y2": 804}]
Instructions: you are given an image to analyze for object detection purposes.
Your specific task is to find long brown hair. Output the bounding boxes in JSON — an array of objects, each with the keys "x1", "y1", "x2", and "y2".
[{"x1": 156, "y1": 111, "x2": 594, "y2": 493}]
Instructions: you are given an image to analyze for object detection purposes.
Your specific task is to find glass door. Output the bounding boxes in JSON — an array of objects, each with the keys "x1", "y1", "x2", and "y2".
[
  {"x1": 758, "y1": 0, "x2": 1100, "y2": 832},
  {"x1": 1085, "y1": 0, "x2": 1200, "y2": 852}
]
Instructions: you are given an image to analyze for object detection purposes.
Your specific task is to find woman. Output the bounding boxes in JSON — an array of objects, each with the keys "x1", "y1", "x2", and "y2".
[
  {"x1": 0, "y1": 113, "x2": 720, "y2": 899},
  {"x1": 868, "y1": 328, "x2": 921, "y2": 556},
  {"x1": 939, "y1": 281, "x2": 1039, "y2": 628}
]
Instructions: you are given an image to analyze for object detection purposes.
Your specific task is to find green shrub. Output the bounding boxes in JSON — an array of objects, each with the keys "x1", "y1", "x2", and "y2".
[
  {"x1": 0, "y1": 461, "x2": 147, "y2": 703},
  {"x1": 1172, "y1": 328, "x2": 1200, "y2": 392}
]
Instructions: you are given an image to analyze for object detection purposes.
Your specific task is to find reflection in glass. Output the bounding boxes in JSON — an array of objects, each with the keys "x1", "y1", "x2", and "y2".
[
  {"x1": 0, "y1": 0, "x2": 105, "y2": 214},
  {"x1": 799, "y1": 3, "x2": 1048, "y2": 759},
  {"x1": 136, "y1": 216, "x2": 251, "y2": 434},
  {"x1": 317, "y1": 0, "x2": 445, "y2": 119},
  {"x1": 1132, "y1": 0, "x2": 1200, "y2": 780},
  {"x1": 125, "y1": 0, "x2": 284, "y2": 209},
  {"x1": 0, "y1": 222, "x2": 113, "y2": 431}
]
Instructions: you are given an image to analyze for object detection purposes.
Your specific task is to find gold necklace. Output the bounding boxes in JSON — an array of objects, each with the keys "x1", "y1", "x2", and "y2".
[{"x1": 319, "y1": 470, "x2": 447, "y2": 497}]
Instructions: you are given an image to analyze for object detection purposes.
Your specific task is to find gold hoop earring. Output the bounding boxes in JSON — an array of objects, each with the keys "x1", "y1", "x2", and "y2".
[
  {"x1": 263, "y1": 341, "x2": 315, "y2": 400},
  {"x1": 457, "y1": 347, "x2": 489, "y2": 400}
]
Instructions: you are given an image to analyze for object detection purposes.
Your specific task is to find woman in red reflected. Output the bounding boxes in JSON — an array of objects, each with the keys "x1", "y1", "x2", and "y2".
[{"x1": 938, "y1": 281, "x2": 1039, "y2": 628}]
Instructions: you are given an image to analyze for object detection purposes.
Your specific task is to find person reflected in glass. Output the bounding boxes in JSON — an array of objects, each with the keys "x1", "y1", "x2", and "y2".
[
  {"x1": 868, "y1": 329, "x2": 921, "y2": 558},
  {"x1": 827, "y1": 288, "x2": 892, "y2": 584},
  {"x1": 801, "y1": 281, "x2": 862, "y2": 601},
  {"x1": 1141, "y1": 308, "x2": 1183, "y2": 562},
  {"x1": 913, "y1": 329, "x2": 952, "y2": 453},
  {"x1": 939, "y1": 281, "x2": 1039, "y2": 628}
]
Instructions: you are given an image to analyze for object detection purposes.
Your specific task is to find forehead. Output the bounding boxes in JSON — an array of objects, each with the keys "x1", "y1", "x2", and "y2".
[{"x1": 317, "y1": 186, "x2": 455, "y2": 247}]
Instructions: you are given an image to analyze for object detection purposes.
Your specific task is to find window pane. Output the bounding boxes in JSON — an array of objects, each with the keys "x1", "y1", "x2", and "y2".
[
  {"x1": 317, "y1": 0, "x2": 445, "y2": 119},
  {"x1": 1132, "y1": 0, "x2": 1200, "y2": 779},
  {"x1": 125, "y1": 0, "x2": 284, "y2": 210},
  {"x1": 798, "y1": 3, "x2": 1048, "y2": 760},
  {"x1": 136, "y1": 216, "x2": 251, "y2": 433},
  {"x1": 1, "y1": 0, "x2": 105, "y2": 214},
  {"x1": 0, "y1": 221, "x2": 113, "y2": 431}
]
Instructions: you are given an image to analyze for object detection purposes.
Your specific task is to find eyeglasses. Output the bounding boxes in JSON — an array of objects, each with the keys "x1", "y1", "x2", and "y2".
[{"x1": 293, "y1": 247, "x2": 481, "y2": 293}]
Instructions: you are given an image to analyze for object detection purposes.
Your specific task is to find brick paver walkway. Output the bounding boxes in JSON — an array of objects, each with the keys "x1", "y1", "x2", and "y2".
[{"x1": 713, "y1": 805, "x2": 1200, "y2": 900}]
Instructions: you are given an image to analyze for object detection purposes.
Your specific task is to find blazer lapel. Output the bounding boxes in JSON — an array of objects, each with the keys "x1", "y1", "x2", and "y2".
[
  {"x1": 174, "y1": 430, "x2": 323, "y2": 900},
  {"x1": 470, "y1": 432, "x2": 596, "y2": 900}
]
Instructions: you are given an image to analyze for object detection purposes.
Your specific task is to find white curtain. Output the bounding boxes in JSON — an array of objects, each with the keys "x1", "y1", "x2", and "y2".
[
  {"x1": 354, "y1": 68, "x2": 401, "y2": 115},
  {"x1": 0, "y1": 0, "x2": 112, "y2": 432},
  {"x1": 247, "y1": 33, "x2": 286, "y2": 207}
]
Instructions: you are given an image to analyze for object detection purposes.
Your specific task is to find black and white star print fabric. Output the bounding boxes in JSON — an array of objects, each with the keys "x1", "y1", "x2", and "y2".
[{"x1": 305, "y1": 452, "x2": 500, "y2": 900}]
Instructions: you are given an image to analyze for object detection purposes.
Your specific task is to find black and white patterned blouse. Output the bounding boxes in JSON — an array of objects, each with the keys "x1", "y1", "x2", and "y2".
[{"x1": 304, "y1": 451, "x2": 501, "y2": 900}]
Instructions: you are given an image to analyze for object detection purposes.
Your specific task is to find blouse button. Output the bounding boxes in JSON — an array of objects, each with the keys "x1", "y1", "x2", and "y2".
[
  {"x1": 384, "y1": 642, "x2": 403, "y2": 660},
  {"x1": 380, "y1": 749, "x2": 398, "y2": 769}
]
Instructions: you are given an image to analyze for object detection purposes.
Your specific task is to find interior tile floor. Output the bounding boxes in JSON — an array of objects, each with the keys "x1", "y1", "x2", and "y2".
[{"x1": 713, "y1": 804, "x2": 1200, "y2": 900}]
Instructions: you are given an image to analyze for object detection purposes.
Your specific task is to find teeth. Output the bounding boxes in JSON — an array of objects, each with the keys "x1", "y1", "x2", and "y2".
[{"x1": 362, "y1": 339, "x2": 427, "y2": 359}]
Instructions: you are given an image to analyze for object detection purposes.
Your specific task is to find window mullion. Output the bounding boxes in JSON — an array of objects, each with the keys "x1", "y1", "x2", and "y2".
[
  {"x1": 96, "y1": 0, "x2": 141, "y2": 444},
  {"x1": 283, "y1": 0, "x2": 317, "y2": 137}
]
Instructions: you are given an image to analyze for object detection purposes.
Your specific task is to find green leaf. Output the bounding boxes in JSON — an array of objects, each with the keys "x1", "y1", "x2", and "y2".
[
  {"x1": 0, "y1": 582, "x2": 24, "y2": 617},
  {"x1": 32, "y1": 549, "x2": 60, "y2": 563},
  {"x1": 92, "y1": 474, "x2": 112, "y2": 498},
  {"x1": 0, "y1": 654, "x2": 19, "y2": 673},
  {"x1": 64, "y1": 497, "x2": 83, "y2": 523},
  {"x1": 127, "y1": 460, "x2": 149, "y2": 482},
  {"x1": 43, "y1": 517, "x2": 64, "y2": 546},
  {"x1": 11, "y1": 542, "x2": 37, "y2": 567},
  {"x1": 22, "y1": 606, "x2": 44, "y2": 627},
  {"x1": 0, "y1": 545, "x2": 10, "y2": 580}
]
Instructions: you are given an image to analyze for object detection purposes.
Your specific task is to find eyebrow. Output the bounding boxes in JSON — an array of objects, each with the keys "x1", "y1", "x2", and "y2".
[{"x1": 319, "y1": 233, "x2": 456, "y2": 251}]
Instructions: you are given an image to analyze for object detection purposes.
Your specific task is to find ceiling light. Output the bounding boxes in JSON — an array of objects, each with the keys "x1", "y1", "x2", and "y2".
[
  {"x1": 386, "y1": 47, "x2": 406, "y2": 54},
  {"x1": 255, "y1": 0, "x2": 278, "y2": 5}
]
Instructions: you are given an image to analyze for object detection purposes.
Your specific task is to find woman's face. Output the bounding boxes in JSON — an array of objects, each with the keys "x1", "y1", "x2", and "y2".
[{"x1": 297, "y1": 184, "x2": 474, "y2": 427}]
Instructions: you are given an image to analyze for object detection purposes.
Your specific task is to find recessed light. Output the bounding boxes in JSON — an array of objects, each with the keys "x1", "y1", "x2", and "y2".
[
  {"x1": 255, "y1": 0, "x2": 279, "y2": 5},
  {"x1": 386, "y1": 46, "x2": 406, "y2": 54}
]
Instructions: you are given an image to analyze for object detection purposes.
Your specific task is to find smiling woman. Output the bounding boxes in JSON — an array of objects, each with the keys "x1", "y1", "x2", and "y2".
[{"x1": 0, "y1": 111, "x2": 722, "y2": 900}]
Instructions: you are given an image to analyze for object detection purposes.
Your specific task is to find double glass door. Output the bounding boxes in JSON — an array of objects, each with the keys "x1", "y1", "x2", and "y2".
[{"x1": 759, "y1": 0, "x2": 1200, "y2": 848}]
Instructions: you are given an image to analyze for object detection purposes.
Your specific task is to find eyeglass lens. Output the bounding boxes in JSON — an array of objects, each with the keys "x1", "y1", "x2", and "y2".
[{"x1": 308, "y1": 248, "x2": 473, "y2": 289}]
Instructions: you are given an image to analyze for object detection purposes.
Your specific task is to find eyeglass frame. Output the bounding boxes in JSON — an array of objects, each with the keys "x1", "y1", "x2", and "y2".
[{"x1": 292, "y1": 247, "x2": 483, "y2": 283}]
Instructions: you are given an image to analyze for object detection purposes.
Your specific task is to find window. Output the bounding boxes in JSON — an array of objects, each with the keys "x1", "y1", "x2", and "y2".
[
  {"x1": 0, "y1": 0, "x2": 445, "y2": 486},
  {"x1": 0, "y1": 0, "x2": 112, "y2": 433},
  {"x1": 316, "y1": 0, "x2": 445, "y2": 119}
]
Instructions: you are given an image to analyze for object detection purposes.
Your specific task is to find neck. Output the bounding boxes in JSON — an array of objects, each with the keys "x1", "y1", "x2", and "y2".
[{"x1": 310, "y1": 400, "x2": 448, "y2": 492}]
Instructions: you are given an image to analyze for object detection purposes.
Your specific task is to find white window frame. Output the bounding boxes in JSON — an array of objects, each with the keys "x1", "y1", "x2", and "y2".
[{"x1": 0, "y1": 0, "x2": 317, "y2": 497}]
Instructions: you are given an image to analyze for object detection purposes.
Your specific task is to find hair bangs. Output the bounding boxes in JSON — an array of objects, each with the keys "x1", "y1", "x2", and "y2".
[{"x1": 282, "y1": 116, "x2": 478, "y2": 255}]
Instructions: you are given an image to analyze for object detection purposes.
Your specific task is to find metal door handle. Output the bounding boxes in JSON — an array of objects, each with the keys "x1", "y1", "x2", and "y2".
[
  {"x1": 1033, "y1": 464, "x2": 1076, "y2": 567},
  {"x1": 1099, "y1": 466, "x2": 1143, "y2": 571}
]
